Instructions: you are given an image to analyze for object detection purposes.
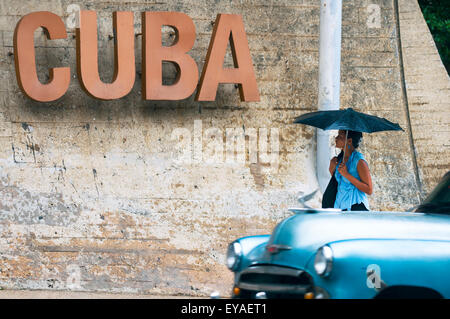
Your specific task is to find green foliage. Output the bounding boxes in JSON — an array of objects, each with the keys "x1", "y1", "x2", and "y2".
[{"x1": 418, "y1": 0, "x2": 450, "y2": 74}]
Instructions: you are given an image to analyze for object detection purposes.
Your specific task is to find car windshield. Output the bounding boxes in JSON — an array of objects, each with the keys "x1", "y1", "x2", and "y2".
[{"x1": 414, "y1": 171, "x2": 450, "y2": 215}]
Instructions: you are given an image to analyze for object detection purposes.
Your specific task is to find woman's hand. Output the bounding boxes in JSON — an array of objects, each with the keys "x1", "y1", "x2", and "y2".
[
  {"x1": 329, "y1": 157, "x2": 339, "y2": 175},
  {"x1": 337, "y1": 163, "x2": 349, "y2": 178},
  {"x1": 337, "y1": 160, "x2": 373, "y2": 195}
]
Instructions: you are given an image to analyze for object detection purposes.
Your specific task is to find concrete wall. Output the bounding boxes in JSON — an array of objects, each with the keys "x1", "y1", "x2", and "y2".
[
  {"x1": 397, "y1": 0, "x2": 450, "y2": 197},
  {"x1": 0, "y1": 0, "x2": 448, "y2": 296}
]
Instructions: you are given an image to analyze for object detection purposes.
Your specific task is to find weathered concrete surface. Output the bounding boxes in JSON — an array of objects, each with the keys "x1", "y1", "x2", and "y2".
[
  {"x1": 0, "y1": 0, "x2": 448, "y2": 297},
  {"x1": 397, "y1": 0, "x2": 450, "y2": 196},
  {"x1": 0, "y1": 288, "x2": 201, "y2": 298}
]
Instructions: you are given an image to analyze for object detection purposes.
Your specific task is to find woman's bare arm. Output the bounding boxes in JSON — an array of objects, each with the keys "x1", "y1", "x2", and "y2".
[{"x1": 337, "y1": 160, "x2": 373, "y2": 195}]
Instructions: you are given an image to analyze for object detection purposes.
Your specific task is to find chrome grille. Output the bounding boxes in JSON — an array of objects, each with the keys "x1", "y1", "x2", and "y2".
[{"x1": 236, "y1": 265, "x2": 313, "y2": 298}]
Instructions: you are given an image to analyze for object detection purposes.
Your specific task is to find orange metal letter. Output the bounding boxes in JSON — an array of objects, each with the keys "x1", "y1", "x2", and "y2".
[
  {"x1": 13, "y1": 11, "x2": 70, "y2": 102},
  {"x1": 77, "y1": 11, "x2": 135, "y2": 100},
  {"x1": 196, "y1": 14, "x2": 260, "y2": 102},
  {"x1": 142, "y1": 12, "x2": 198, "y2": 100}
]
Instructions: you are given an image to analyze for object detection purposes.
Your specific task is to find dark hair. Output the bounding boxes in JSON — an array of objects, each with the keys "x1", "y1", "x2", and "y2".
[{"x1": 347, "y1": 130, "x2": 362, "y2": 148}]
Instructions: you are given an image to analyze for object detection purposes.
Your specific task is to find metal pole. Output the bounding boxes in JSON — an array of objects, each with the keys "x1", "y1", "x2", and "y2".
[
  {"x1": 343, "y1": 129, "x2": 348, "y2": 160},
  {"x1": 317, "y1": 0, "x2": 342, "y2": 193}
]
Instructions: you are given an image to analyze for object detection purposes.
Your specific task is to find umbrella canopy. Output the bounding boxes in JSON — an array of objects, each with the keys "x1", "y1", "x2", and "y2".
[{"x1": 293, "y1": 107, "x2": 403, "y2": 133}]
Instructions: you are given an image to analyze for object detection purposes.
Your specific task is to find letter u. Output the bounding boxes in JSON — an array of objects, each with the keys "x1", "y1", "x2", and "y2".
[{"x1": 77, "y1": 11, "x2": 135, "y2": 100}]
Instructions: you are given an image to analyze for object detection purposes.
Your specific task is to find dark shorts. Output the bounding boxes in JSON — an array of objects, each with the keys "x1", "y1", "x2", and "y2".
[{"x1": 342, "y1": 203, "x2": 369, "y2": 211}]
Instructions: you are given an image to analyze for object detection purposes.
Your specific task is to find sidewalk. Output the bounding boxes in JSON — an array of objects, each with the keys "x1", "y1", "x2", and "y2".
[{"x1": 0, "y1": 289, "x2": 205, "y2": 299}]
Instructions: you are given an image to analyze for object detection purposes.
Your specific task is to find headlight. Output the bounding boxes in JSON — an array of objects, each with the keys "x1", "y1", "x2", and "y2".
[
  {"x1": 314, "y1": 245, "x2": 333, "y2": 277},
  {"x1": 226, "y1": 242, "x2": 242, "y2": 271}
]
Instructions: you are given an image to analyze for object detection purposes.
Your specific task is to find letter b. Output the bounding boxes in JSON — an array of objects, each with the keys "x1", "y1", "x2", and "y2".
[{"x1": 142, "y1": 12, "x2": 198, "y2": 100}]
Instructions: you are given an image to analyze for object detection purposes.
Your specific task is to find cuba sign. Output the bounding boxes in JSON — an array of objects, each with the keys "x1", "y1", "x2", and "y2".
[{"x1": 13, "y1": 11, "x2": 260, "y2": 103}]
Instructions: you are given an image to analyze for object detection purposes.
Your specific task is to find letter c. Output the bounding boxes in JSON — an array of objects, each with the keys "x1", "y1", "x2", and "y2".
[{"x1": 14, "y1": 11, "x2": 70, "y2": 102}]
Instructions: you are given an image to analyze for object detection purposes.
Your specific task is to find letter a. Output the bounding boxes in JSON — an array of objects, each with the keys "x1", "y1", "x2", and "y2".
[
  {"x1": 196, "y1": 14, "x2": 259, "y2": 102},
  {"x1": 14, "y1": 12, "x2": 70, "y2": 102},
  {"x1": 142, "y1": 12, "x2": 198, "y2": 100},
  {"x1": 77, "y1": 11, "x2": 135, "y2": 100}
]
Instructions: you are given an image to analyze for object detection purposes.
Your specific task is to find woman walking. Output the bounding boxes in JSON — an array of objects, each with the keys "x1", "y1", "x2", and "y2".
[{"x1": 329, "y1": 130, "x2": 373, "y2": 211}]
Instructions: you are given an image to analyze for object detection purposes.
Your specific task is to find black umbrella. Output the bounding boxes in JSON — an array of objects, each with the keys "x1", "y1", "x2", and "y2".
[
  {"x1": 293, "y1": 107, "x2": 404, "y2": 158},
  {"x1": 293, "y1": 107, "x2": 404, "y2": 133}
]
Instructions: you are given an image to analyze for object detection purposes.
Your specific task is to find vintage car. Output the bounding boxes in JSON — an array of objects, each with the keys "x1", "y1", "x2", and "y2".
[{"x1": 226, "y1": 171, "x2": 450, "y2": 299}]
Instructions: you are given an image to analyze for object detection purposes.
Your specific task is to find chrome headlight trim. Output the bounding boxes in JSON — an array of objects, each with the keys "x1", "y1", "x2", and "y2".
[
  {"x1": 226, "y1": 241, "x2": 243, "y2": 271},
  {"x1": 314, "y1": 245, "x2": 333, "y2": 277}
]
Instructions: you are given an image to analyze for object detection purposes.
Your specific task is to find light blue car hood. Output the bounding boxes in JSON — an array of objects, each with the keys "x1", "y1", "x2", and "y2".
[{"x1": 252, "y1": 211, "x2": 450, "y2": 269}]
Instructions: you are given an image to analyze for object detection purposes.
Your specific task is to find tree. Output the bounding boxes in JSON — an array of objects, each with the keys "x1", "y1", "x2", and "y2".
[{"x1": 418, "y1": 0, "x2": 450, "y2": 75}]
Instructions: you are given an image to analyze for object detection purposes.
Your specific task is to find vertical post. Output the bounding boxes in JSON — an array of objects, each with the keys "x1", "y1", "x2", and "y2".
[{"x1": 317, "y1": 0, "x2": 342, "y2": 193}]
